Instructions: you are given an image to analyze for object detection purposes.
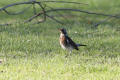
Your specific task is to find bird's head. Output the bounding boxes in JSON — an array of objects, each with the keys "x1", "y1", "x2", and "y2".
[{"x1": 59, "y1": 28, "x2": 67, "y2": 35}]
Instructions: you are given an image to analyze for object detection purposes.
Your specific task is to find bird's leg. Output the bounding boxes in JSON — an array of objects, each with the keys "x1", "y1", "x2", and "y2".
[
  {"x1": 68, "y1": 50, "x2": 72, "y2": 56},
  {"x1": 65, "y1": 50, "x2": 72, "y2": 57},
  {"x1": 69, "y1": 50, "x2": 72, "y2": 54}
]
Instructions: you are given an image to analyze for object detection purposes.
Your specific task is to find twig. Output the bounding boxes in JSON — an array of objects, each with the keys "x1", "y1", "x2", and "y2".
[
  {"x1": 46, "y1": 5, "x2": 69, "y2": 22},
  {"x1": 44, "y1": 8, "x2": 120, "y2": 18},
  {"x1": 0, "y1": 1, "x2": 119, "y2": 18},
  {"x1": 2, "y1": 5, "x2": 31, "y2": 15},
  {"x1": 46, "y1": 14, "x2": 64, "y2": 24},
  {"x1": 38, "y1": 3, "x2": 46, "y2": 20},
  {"x1": 93, "y1": 17, "x2": 112, "y2": 27},
  {"x1": 42, "y1": 1, "x2": 88, "y2": 5},
  {"x1": 93, "y1": 13, "x2": 120, "y2": 27},
  {"x1": 32, "y1": 3, "x2": 37, "y2": 15},
  {"x1": 25, "y1": 8, "x2": 120, "y2": 23},
  {"x1": 0, "y1": 1, "x2": 35, "y2": 12},
  {"x1": 0, "y1": 1, "x2": 120, "y2": 26},
  {"x1": 0, "y1": 1, "x2": 87, "y2": 12},
  {"x1": 36, "y1": 3, "x2": 46, "y2": 23}
]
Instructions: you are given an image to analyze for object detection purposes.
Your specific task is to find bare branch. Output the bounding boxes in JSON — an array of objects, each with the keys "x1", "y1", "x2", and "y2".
[
  {"x1": 32, "y1": 4, "x2": 37, "y2": 15},
  {"x1": 0, "y1": 1, "x2": 87, "y2": 12},
  {"x1": 46, "y1": 5, "x2": 69, "y2": 22},
  {"x1": 0, "y1": 1, "x2": 119, "y2": 18},
  {"x1": 93, "y1": 13, "x2": 120, "y2": 27},
  {"x1": 0, "y1": 1, "x2": 34, "y2": 12},
  {"x1": 2, "y1": 5, "x2": 31, "y2": 15},
  {"x1": 25, "y1": 8, "x2": 120, "y2": 23},
  {"x1": 38, "y1": 3, "x2": 46, "y2": 20},
  {"x1": 46, "y1": 14, "x2": 64, "y2": 24},
  {"x1": 93, "y1": 17, "x2": 112, "y2": 27},
  {"x1": 44, "y1": 8, "x2": 120, "y2": 18},
  {"x1": 36, "y1": 3, "x2": 46, "y2": 23},
  {"x1": 42, "y1": 1, "x2": 88, "y2": 5},
  {"x1": 0, "y1": 1, "x2": 120, "y2": 26},
  {"x1": 25, "y1": 2, "x2": 47, "y2": 24}
]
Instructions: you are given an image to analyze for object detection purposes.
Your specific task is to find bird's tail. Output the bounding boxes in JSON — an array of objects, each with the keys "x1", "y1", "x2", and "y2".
[{"x1": 76, "y1": 44, "x2": 87, "y2": 46}]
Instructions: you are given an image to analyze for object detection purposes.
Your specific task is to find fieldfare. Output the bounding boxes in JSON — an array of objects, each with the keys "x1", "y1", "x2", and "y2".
[{"x1": 59, "y1": 28, "x2": 86, "y2": 53}]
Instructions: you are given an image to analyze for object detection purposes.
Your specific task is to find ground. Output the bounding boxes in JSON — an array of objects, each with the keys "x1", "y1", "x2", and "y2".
[{"x1": 0, "y1": 0, "x2": 120, "y2": 80}]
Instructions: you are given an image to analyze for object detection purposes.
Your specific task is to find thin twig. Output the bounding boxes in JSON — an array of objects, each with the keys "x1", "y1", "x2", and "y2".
[
  {"x1": 0, "y1": 1, "x2": 87, "y2": 12},
  {"x1": 35, "y1": 3, "x2": 46, "y2": 23},
  {"x1": 93, "y1": 17, "x2": 112, "y2": 27},
  {"x1": 46, "y1": 5, "x2": 69, "y2": 22},
  {"x1": 44, "y1": 8, "x2": 120, "y2": 18},
  {"x1": 25, "y1": 8, "x2": 120, "y2": 23},
  {"x1": 0, "y1": 1, "x2": 35, "y2": 11},
  {"x1": 93, "y1": 13, "x2": 120, "y2": 27},
  {"x1": 46, "y1": 14, "x2": 64, "y2": 24},
  {"x1": 42, "y1": 1, "x2": 88, "y2": 5},
  {"x1": 0, "y1": 1, "x2": 120, "y2": 26},
  {"x1": 32, "y1": 3, "x2": 37, "y2": 15},
  {"x1": 0, "y1": 1, "x2": 119, "y2": 18},
  {"x1": 38, "y1": 3, "x2": 46, "y2": 21},
  {"x1": 2, "y1": 5, "x2": 31, "y2": 15}
]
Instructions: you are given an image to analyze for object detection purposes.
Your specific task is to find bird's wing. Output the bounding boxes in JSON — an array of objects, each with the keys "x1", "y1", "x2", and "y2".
[{"x1": 66, "y1": 36, "x2": 79, "y2": 50}]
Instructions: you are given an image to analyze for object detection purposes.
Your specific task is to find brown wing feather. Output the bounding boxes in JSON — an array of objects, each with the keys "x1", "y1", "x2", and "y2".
[{"x1": 66, "y1": 36, "x2": 79, "y2": 50}]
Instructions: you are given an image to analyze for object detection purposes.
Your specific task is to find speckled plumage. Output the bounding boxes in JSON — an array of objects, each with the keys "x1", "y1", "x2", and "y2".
[{"x1": 59, "y1": 28, "x2": 86, "y2": 53}]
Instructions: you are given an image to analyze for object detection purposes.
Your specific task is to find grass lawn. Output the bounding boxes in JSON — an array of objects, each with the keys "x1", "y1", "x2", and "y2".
[{"x1": 0, "y1": 0, "x2": 120, "y2": 80}]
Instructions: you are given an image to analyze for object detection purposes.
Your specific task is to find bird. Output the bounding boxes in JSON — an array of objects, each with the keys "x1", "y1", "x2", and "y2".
[{"x1": 59, "y1": 28, "x2": 86, "y2": 53}]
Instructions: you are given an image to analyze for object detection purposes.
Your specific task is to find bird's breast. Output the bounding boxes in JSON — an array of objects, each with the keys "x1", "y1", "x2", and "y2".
[{"x1": 60, "y1": 35, "x2": 67, "y2": 49}]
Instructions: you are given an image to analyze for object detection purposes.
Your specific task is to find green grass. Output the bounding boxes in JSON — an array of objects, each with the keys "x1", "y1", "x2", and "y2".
[{"x1": 0, "y1": 0, "x2": 120, "y2": 80}]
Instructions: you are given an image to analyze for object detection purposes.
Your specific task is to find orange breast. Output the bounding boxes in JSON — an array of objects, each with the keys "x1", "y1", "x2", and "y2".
[{"x1": 60, "y1": 36, "x2": 66, "y2": 45}]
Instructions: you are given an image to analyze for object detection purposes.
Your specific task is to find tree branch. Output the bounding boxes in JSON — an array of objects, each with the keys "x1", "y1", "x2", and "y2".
[
  {"x1": 25, "y1": 8, "x2": 120, "y2": 23},
  {"x1": 93, "y1": 13, "x2": 120, "y2": 27},
  {"x1": 0, "y1": 1, "x2": 87, "y2": 12},
  {"x1": 2, "y1": 5, "x2": 31, "y2": 15},
  {"x1": 0, "y1": 1, "x2": 120, "y2": 26},
  {"x1": 42, "y1": 1, "x2": 88, "y2": 5},
  {"x1": 46, "y1": 14, "x2": 64, "y2": 24}
]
